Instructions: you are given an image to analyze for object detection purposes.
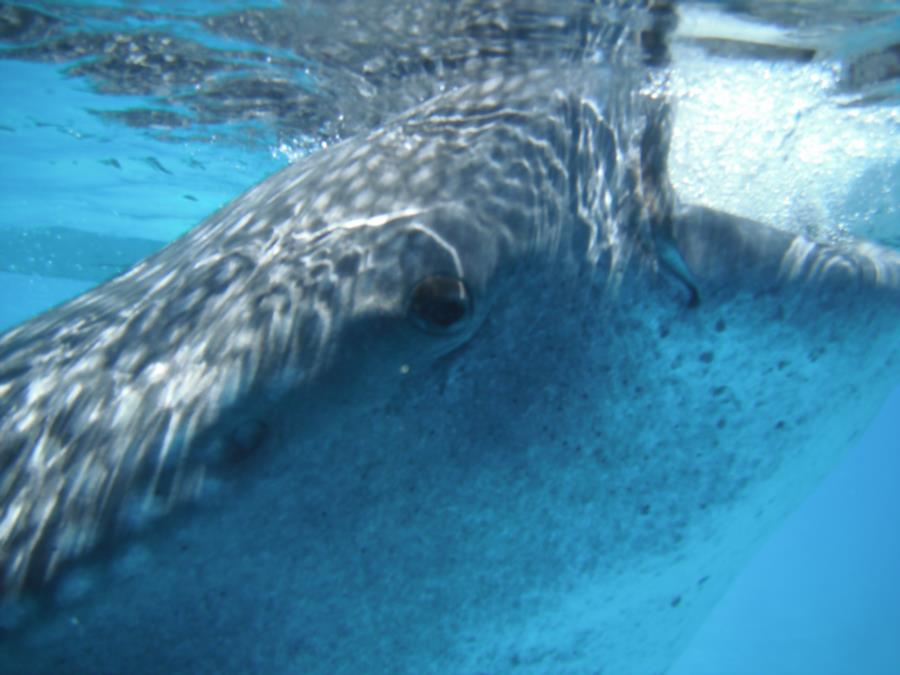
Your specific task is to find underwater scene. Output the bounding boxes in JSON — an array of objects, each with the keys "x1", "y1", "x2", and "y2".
[{"x1": 0, "y1": 1, "x2": 898, "y2": 673}]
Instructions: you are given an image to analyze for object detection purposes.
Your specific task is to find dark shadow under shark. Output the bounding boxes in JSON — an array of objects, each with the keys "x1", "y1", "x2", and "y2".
[{"x1": 0, "y1": 2, "x2": 899, "y2": 673}]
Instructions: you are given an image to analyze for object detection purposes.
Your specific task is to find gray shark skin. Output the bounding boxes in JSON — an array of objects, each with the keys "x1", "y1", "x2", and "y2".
[{"x1": 1, "y1": 42, "x2": 899, "y2": 675}]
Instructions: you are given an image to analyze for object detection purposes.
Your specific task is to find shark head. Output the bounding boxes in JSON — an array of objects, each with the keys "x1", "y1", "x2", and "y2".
[
  {"x1": 0, "y1": 63, "x2": 654, "y2": 594},
  {"x1": 1, "y1": 7, "x2": 899, "y2": 675}
]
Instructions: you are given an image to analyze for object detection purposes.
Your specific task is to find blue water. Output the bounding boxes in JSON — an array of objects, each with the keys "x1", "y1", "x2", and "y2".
[
  {"x1": 1, "y1": 2, "x2": 899, "y2": 673},
  {"x1": 673, "y1": 391, "x2": 900, "y2": 674}
]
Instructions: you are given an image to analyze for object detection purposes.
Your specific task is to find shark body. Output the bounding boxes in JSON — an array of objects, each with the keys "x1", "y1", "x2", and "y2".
[{"x1": 0, "y1": 4, "x2": 899, "y2": 674}]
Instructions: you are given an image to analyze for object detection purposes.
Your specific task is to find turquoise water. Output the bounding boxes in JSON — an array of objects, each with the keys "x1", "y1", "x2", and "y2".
[
  {"x1": 673, "y1": 390, "x2": 900, "y2": 674},
  {"x1": 0, "y1": 58, "x2": 282, "y2": 316},
  {"x1": 1, "y1": 2, "x2": 899, "y2": 673}
]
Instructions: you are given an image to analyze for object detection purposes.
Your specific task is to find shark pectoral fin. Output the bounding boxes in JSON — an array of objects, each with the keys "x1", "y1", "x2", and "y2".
[
  {"x1": 668, "y1": 204, "x2": 796, "y2": 291},
  {"x1": 669, "y1": 203, "x2": 900, "y2": 302}
]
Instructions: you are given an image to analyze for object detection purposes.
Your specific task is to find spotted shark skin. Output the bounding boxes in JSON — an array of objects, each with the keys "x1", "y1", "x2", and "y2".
[{"x1": 1, "y1": 14, "x2": 900, "y2": 675}]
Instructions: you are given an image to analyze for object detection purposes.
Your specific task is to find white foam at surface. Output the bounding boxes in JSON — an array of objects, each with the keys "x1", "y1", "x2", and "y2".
[{"x1": 668, "y1": 36, "x2": 899, "y2": 247}]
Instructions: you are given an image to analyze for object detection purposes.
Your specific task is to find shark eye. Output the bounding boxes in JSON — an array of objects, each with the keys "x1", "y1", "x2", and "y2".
[{"x1": 407, "y1": 275, "x2": 472, "y2": 334}]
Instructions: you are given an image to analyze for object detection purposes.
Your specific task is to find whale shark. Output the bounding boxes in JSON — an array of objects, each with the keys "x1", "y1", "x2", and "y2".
[{"x1": 1, "y1": 3, "x2": 899, "y2": 674}]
